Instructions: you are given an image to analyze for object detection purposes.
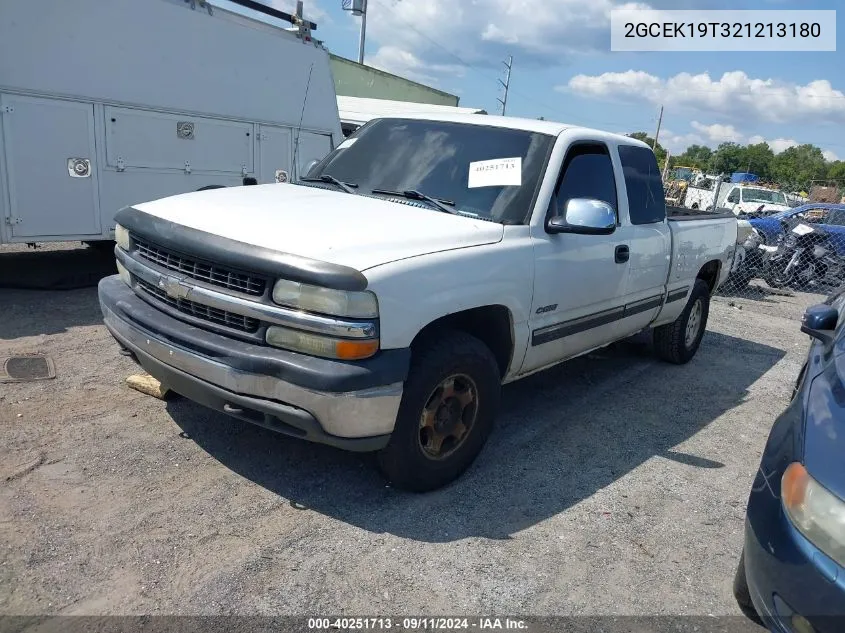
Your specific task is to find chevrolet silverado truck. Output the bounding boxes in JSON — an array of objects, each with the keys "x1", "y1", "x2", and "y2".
[{"x1": 99, "y1": 114, "x2": 738, "y2": 491}]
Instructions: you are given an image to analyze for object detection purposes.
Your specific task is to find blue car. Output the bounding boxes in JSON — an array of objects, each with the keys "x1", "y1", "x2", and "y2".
[
  {"x1": 735, "y1": 292, "x2": 845, "y2": 632},
  {"x1": 748, "y1": 203, "x2": 845, "y2": 256}
]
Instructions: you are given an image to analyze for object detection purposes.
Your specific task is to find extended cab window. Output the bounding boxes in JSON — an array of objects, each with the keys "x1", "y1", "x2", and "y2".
[
  {"x1": 618, "y1": 144, "x2": 666, "y2": 225},
  {"x1": 727, "y1": 189, "x2": 740, "y2": 203},
  {"x1": 553, "y1": 144, "x2": 617, "y2": 217}
]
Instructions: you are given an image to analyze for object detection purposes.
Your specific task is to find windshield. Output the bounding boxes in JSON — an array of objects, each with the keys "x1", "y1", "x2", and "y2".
[
  {"x1": 305, "y1": 118, "x2": 555, "y2": 224},
  {"x1": 741, "y1": 188, "x2": 787, "y2": 205}
]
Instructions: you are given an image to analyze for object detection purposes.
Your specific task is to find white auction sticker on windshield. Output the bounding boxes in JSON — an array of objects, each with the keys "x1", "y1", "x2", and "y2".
[
  {"x1": 336, "y1": 137, "x2": 358, "y2": 150},
  {"x1": 792, "y1": 223, "x2": 814, "y2": 236},
  {"x1": 468, "y1": 157, "x2": 522, "y2": 188}
]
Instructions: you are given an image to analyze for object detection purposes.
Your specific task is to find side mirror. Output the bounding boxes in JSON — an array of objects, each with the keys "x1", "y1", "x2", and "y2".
[
  {"x1": 547, "y1": 198, "x2": 616, "y2": 235},
  {"x1": 303, "y1": 159, "x2": 320, "y2": 177},
  {"x1": 801, "y1": 303, "x2": 839, "y2": 345}
]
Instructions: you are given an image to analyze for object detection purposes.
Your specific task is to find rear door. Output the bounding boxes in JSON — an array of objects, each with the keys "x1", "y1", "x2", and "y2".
[
  {"x1": 520, "y1": 141, "x2": 629, "y2": 374},
  {"x1": 613, "y1": 144, "x2": 672, "y2": 337},
  {"x1": 1, "y1": 94, "x2": 100, "y2": 239}
]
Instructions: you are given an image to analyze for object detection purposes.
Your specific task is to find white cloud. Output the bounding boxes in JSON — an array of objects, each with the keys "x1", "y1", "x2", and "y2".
[
  {"x1": 564, "y1": 70, "x2": 845, "y2": 124},
  {"x1": 690, "y1": 121, "x2": 743, "y2": 144},
  {"x1": 823, "y1": 149, "x2": 841, "y2": 162},
  {"x1": 659, "y1": 129, "x2": 704, "y2": 154},
  {"x1": 367, "y1": 45, "x2": 465, "y2": 86},
  {"x1": 362, "y1": 0, "x2": 653, "y2": 84}
]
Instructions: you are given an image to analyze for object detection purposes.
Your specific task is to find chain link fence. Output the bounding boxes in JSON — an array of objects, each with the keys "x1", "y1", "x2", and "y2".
[
  {"x1": 663, "y1": 170, "x2": 845, "y2": 321},
  {"x1": 715, "y1": 205, "x2": 845, "y2": 321}
]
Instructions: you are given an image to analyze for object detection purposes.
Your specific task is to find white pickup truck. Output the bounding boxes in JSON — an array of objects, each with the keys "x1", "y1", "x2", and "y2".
[{"x1": 99, "y1": 114, "x2": 738, "y2": 491}]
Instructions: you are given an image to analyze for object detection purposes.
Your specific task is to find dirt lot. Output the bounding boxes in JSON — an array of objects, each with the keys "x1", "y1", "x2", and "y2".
[{"x1": 0, "y1": 244, "x2": 820, "y2": 621}]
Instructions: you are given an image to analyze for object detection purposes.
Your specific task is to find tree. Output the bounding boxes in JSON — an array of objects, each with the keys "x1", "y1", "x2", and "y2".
[
  {"x1": 741, "y1": 142, "x2": 775, "y2": 181},
  {"x1": 827, "y1": 161, "x2": 845, "y2": 182},
  {"x1": 673, "y1": 144, "x2": 712, "y2": 170},
  {"x1": 771, "y1": 144, "x2": 827, "y2": 191},
  {"x1": 627, "y1": 132, "x2": 667, "y2": 167},
  {"x1": 710, "y1": 142, "x2": 749, "y2": 176}
]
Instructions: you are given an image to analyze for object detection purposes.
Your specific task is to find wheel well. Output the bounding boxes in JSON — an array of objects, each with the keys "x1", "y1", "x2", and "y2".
[
  {"x1": 412, "y1": 306, "x2": 514, "y2": 378},
  {"x1": 697, "y1": 260, "x2": 721, "y2": 294}
]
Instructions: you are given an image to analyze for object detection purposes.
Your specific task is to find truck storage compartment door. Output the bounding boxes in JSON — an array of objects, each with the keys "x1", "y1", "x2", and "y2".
[
  {"x1": 258, "y1": 125, "x2": 293, "y2": 184},
  {"x1": 1, "y1": 94, "x2": 100, "y2": 238},
  {"x1": 104, "y1": 107, "x2": 254, "y2": 175}
]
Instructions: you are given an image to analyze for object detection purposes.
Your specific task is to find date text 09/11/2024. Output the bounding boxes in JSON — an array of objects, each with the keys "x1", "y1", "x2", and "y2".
[{"x1": 307, "y1": 618, "x2": 528, "y2": 630}]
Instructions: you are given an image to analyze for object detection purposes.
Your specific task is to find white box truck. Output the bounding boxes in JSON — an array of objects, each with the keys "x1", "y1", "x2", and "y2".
[{"x1": 0, "y1": 0, "x2": 342, "y2": 246}]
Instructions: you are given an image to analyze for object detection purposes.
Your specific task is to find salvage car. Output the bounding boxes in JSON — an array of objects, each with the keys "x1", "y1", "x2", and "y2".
[
  {"x1": 734, "y1": 295, "x2": 845, "y2": 632},
  {"x1": 98, "y1": 115, "x2": 738, "y2": 491},
  {"x1": 748, "y1": 203, "x2": 845, "y2": 256}
]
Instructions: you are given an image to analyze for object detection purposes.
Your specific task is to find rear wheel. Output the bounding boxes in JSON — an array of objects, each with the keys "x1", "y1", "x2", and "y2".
[
  {"x1": 377, "y1": 331, "x2": 501, "y2": 492},
  {"x1": 653, "y1": 279, "x2": 710, "y2": 364}
]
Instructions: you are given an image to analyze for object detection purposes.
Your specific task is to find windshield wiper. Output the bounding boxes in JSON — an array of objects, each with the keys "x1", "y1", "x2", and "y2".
[
  {"x1": 299, "y1": 175, "x2": 358, "y2": 194},
  {"x1": 371, "y1": 189, "x2": 457, "y2": 215}
]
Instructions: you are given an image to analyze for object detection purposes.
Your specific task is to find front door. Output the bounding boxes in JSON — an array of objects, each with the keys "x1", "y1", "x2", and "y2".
[
  {"x1": 1, "y1": 94, "x2": 100, "y2": 239},
  {"x1": 520, "y1": 142, "x2": 630, "y2": 374}
]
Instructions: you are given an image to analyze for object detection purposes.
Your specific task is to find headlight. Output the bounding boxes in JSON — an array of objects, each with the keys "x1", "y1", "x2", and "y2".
[
  {"x1": 783, "y1": 462, "x2": 845, "y2": 567},
  {"x1": 272, "y1": 279, "x2": 378, "y2": 318},
  {"x1": 265, "y1": 326, "x2": 379, "y2": 360},
  {"x1": 115, "y1": 224, "x2": 130, "y2": 251}
]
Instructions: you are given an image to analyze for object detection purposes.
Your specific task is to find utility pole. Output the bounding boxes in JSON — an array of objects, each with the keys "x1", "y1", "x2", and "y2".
[
  {"x1": 497, "y1": 55, "x2": 513, "y2": 116},
  {"x1": 653, "y1": 104, "x2": 664, "y2": 150},
  {"x1": 342, "y1": 0, "x2": 368, "y2": 64},
  {"x1": 357, "y1": 0, "x2": 368, "y2": 64}
]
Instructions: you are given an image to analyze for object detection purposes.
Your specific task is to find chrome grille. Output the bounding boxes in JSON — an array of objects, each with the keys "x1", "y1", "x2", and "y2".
[
  {"x1": 135, "y1": 277, "x2": 260, "y2": 334},
  {"x1": 134, "y1": 237, "x2": 266, "y2": 296}
]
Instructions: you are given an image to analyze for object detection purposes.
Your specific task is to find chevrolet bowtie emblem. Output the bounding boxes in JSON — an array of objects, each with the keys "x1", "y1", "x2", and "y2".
[{"x1": 158, "y1": 275, "x2": 191, "y2": 300}]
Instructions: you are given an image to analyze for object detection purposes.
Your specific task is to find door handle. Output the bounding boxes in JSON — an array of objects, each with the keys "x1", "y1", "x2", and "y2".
[{"x1": 615, "y1": 245, "x2": 630, "y2": 264}]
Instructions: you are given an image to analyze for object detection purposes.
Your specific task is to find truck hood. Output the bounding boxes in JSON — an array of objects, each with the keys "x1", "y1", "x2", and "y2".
[
  {"x1": 735, "y1": 201, "x2": 791, "y2": 215},
  {"x1": 132, "y1": 183, "x2": 504, "y2": 271}
]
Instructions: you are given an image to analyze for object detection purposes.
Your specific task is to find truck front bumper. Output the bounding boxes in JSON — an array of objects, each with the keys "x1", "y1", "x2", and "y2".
[{"x1": 98, "y1": 275, "x2": 409, "y2": 451}]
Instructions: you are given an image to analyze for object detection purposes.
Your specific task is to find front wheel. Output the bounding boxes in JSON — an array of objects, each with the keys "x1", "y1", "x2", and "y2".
[
  {"x1": 733, "y1": 549, "x2": 762, "y2": 624},
  {"x1": 764, "y1": 258, "x2": 795, "y2": 288},
  {"x1": 653, "y1": 279, "x2": 710, "y2": 364},
  {"x1": 377, "y1": 331, "x2": 501, "y2": 492}
]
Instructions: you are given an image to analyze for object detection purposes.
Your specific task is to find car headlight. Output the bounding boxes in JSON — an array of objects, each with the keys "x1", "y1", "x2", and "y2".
[
  {"x1": 114, "y1": 224, "x2": 130, "y2": 251},
  {"x1": 265, "y1": 326, "x2": 379, "y2": 360},
  {"x1": 783, "y1": 462, "x2": 845, "y2": 567},
  {"x1": 271, "y1": 279, "x2": 378, "y2": 318}
]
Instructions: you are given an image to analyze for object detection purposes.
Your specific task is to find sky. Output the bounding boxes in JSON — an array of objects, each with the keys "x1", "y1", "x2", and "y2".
[{"x1": 241, "y1": 0, "x2": 844, "y2": 162}]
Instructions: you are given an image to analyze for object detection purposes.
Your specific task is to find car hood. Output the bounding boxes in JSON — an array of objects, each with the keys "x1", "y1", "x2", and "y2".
[
  {"x1": 736, "y1": 201, "x2": 791, "y2": 214},
  {"x1": 132, "y1": 183, "x2": 504, "y2": 271},
  {"x1": 804, "y1": 352, "x2": 845, "y2": 501}
]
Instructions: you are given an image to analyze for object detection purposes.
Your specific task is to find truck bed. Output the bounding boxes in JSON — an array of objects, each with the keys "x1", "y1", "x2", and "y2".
[{"x1": 667, "y1": 206, "x2": 736, "y2": 221}]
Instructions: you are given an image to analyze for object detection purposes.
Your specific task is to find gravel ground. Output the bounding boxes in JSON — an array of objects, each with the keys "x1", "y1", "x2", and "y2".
[{"x1": 0, "y1": 245, "x2": 816, "y2": 623}]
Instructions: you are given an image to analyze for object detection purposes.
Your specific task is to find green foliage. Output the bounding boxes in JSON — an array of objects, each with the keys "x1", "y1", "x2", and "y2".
[{"x1": 639, "y1": 132, "x2": 839, "y2": 191}]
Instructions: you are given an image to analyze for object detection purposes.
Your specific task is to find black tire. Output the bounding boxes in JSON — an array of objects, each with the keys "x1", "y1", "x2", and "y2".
[
  {"x1": 733, "y1": 549, "x2": 763, "y2": 624},
  {"x1": 653, "y1": 279, "x2": 710, "y2": 364},
  {"x1": 764, "y1": 260, "x2": 793, "y2": 288},
  {"x1": 377, "y1": 331, "x2": 501, "y2": 492}
]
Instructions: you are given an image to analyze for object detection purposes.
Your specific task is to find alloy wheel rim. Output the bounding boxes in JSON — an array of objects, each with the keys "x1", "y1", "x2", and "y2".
[
  {"x1": 418, "y1": 374, "x2": 478, "y2": 460},
  {"x1": 685, "y1": 299, "x2": 703, "y2": 348}
]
